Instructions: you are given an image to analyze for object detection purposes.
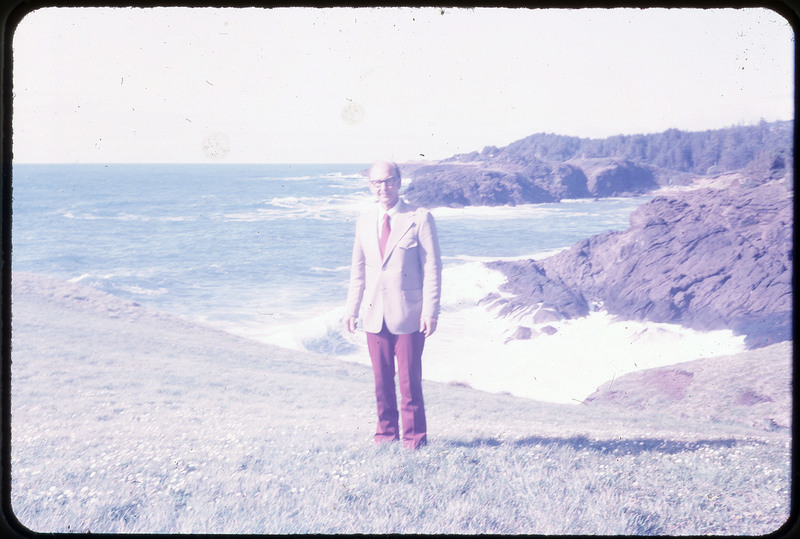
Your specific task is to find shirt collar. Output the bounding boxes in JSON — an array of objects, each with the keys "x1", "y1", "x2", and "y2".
[{"x1": 379, "y1": 199, "x2": 401, "y2": 218}]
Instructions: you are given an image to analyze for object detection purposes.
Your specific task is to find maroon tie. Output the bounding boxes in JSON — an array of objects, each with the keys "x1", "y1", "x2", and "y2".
[{"x1": 379, "y1": 213, "x2": 391, "y2": 258}]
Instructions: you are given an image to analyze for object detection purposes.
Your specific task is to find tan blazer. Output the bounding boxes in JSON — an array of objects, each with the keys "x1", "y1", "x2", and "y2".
[{"x1": 345, "y1": 198, "x2": 442, "y2": 335}]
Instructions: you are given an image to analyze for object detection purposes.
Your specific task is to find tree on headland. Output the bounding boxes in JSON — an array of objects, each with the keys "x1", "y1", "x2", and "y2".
[{"x1": 403, "y1": 120, "x2": 793, "y2": 207}]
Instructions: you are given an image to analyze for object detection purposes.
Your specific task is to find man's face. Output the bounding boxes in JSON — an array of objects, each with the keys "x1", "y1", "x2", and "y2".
[{"x1": 368, "y1": 167, "x2": 401, "y2": 209}]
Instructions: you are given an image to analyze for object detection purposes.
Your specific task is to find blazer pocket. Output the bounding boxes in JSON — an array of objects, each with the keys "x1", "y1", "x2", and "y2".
[{"x1": 398, "y1": 238, "x2": 418, "y2": 250}]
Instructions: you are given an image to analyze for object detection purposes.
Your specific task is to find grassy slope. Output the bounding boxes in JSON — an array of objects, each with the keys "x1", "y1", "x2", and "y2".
[
  {"x1": 9, "y1": 273, "x2": 792, "y2": 535},
  {"x1": 585, "y1": 340, "x2": 792, "y2": 432}
]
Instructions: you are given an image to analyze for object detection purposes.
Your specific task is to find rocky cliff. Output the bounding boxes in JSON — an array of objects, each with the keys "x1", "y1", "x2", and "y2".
[
  {"x1": 486, "y1": 179, "x2": 793, "y2": 349},
  {"x1": 400, "y1": 120, "x2": 792, "y2": 208},
  {"x1": 402, "y1": 158, "x2": 656, "y2": 207},
  {"x1": 399, "y1": 162, "x2": 559, "y2": 207}
]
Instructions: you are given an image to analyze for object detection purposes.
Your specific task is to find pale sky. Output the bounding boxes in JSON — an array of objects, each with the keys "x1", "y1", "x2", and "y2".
[{"x1": 11, "y1": 6, "x2": 795, "y2": 164}]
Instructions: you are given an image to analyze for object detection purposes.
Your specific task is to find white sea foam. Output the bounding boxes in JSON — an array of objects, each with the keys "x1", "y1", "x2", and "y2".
[
  {"x1": 229, "y1": 304, "x2": 354, "y2": 356},
  {"x1": 116, "y1": 285, "x2": 169, "y2": 297},
  {"x1": 62, "y1": 211, "x2": 102, "y2": 220},
  {"x1": 55, "y1": 272, "x2": 170, "y2": 301},
  {"x1": 431, "y1": 204, "x2": 554, "y2": 221},
  {"x1": 440, "y1": 261, "x2": 509, "y2": 310},
  {"x1": 442, "y1": 247, "x2": 567, "y2": 265},
  {"x1": 259, "y1": 171, "x2": 364, "y2": 182},
  {"x1": 67, "y1": 273, "x2": 93, "y2": 283},
  {"x1": 223, "y1": 194, "x2": 371, "y2": 222},
  {"x1": 267, "y1": 196, "x2": 308, "y2": 208},
  {"x1": 230, "y1": 259, "x2": 747, "y2": 405},
  {"x1": 310, "y1": 266, "x2": 350, "y2": 274},
  {"x1": 321, "y1": 171, "x2": 364, "y2": 180},
  {"x1": 158, "y1": 216, "x2": 195, "y2": 222},
  {"x1": 62, "y1": 211, "x2": 195, "y2": 223},
  {"x1": 67, "y1": 271, "x2": 136, "y2": 283},
  {"x1": 429, "y1": 201, "x2": 633, "y2": 222},
  {"x1": 421, "y1": 307, "x2": 746, "y2": 404}
]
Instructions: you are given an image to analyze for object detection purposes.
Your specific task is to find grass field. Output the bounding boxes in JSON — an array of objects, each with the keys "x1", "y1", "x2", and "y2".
[{"x1": 9, "y1": 273, "x2": 793, "y2": 535}]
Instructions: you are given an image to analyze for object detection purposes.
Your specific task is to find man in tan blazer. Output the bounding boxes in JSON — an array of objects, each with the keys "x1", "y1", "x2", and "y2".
[{"x1": 344, "y1": 161, "x2": 442, "y2": 449}]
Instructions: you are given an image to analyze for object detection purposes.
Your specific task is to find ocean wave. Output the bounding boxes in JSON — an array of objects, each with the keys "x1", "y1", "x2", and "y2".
[
  {"x1": 62, "y1": 211, "x2": 102, "y2": 220},
  {"x1": 266, "y1": 194, "x2": 367, "y2": 208},
  {"x1": 310, "y1": 266, "x2": 350, "y2": 274},
  {"x1": 67, "y1": 271, "x2": 135, "y2": 283},
  {"x1": 440, "y1": 261, "x2": 509, "y2": 310},
  {"x1": 115, "y1": 284, "x2": 169, "y2": 297},
  {"x1": 233, "y1": 305, "x2": 351, "y2": 354},
  {"x1": 67, "y1": 273, "x2": 95, "y2": 283},
  {"x1": 224, "y1": 194, "x2": 372, "y2": 222},
  {"x1": 321, "y1": 172, "x2": 364, "y2": 180},
  {"x1": 429, "y1": 196, "x2": 650, "y2": 222},
  {"x1": 559, "y1": 196, "x2": 652, "y2": 204},
  {"x1": 250, "y1": 175, "x2": 323, "y2": 182},
  {"x1": 158, "y1": 216, "x2": 196, "y2": 222},
  {"x1": 62, "y1": 211, "x2": 196, "y2": 223},
  {"x1": 431, "y1": 206, "x2": 609, "y2": 223},
  {"x1": 430, "y1": 204, "x2": 555, "y2": 221},
  {"x1": 65, "y1": 271, "x2": 166, "y2": 293},
  {"x1": 442, "y1": 248, "x2": 567, "y2": 265},
  {"x1": 266, "y1": 196, "x2": 313, "y2": 208},
  {"x1": 254, "y1": 171, "x2": 363, "y2": 182}
]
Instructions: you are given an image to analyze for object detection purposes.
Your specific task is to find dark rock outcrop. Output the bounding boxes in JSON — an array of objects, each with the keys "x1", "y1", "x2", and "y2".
[
  {"x1": 504, "y1": 326, "x2": 536, "y2": 344},
  {"x1": 402, "y1": 163, "x2": 557, "y2": 207},
  {"x1": 533, "y1": 164, "x2": 590, "y2": 199},
  {"x1": 485, "y1": 258, "x2": 590, "y2": 321},
  {"x1": 402, "y1": 159, "x2": 649, "y2": 207},
  {"x1": 570, "y1": 158, "x2": 659, "y2": 197},
  {"x1": 487, "y1": 181, "x2": 793, "y2": 349}
]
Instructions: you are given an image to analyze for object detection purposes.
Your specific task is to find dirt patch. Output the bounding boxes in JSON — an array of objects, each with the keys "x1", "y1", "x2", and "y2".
[
  {"x1": 583, "y1": 341, "x2": 792, "y2": 432},
  {"x1": 735, "y1": 390, "x2": 774, "y2": 406},
  {"x1": 638, "y1": 369, "x2": 694, "y2": 401}
]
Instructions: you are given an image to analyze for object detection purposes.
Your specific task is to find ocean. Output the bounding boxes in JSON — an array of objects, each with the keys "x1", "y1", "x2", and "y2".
[{"x1": 10, "y1": 163, "x2": 746, "y2": 404}]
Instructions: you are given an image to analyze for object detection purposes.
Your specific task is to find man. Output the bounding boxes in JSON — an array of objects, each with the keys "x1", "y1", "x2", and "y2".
[{"x1": 344, "y1": 161, "x2": 442, "y2": 450}]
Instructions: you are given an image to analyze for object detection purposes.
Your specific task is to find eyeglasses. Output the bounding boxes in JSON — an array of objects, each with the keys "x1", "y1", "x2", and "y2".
[{"x1": 368, "y1": 177, "x2": 399, "y2": 187}]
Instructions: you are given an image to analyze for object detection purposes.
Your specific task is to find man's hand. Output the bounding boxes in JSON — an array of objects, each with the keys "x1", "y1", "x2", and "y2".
[
  {"x1": 344, "y1": 316, "x2": 358, "y2": 333},
  {"x1": 421, "y1": 317, "x2": 438, "y2": 338}
]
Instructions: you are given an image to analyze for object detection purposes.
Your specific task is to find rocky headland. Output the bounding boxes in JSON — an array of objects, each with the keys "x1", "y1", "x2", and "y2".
[
  {"x1": 485, "y1": 179, "x2": 793, "y2": 349},
  {"x1": 401, "y1": 157, "x2": 659, "y2": 207},
  {"x1": 401, "y1": 120, "x2": 792, "y2": 208}
]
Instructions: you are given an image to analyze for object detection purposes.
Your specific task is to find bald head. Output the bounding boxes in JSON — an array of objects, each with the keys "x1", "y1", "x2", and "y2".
[{"x1": 368, "y1": 161, "x2": 401, "y2": 182}]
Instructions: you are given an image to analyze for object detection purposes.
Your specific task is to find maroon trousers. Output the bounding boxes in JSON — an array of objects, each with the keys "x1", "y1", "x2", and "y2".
[{"x1": 366, "y1": 322, "x2": 427, "y2": 449}]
